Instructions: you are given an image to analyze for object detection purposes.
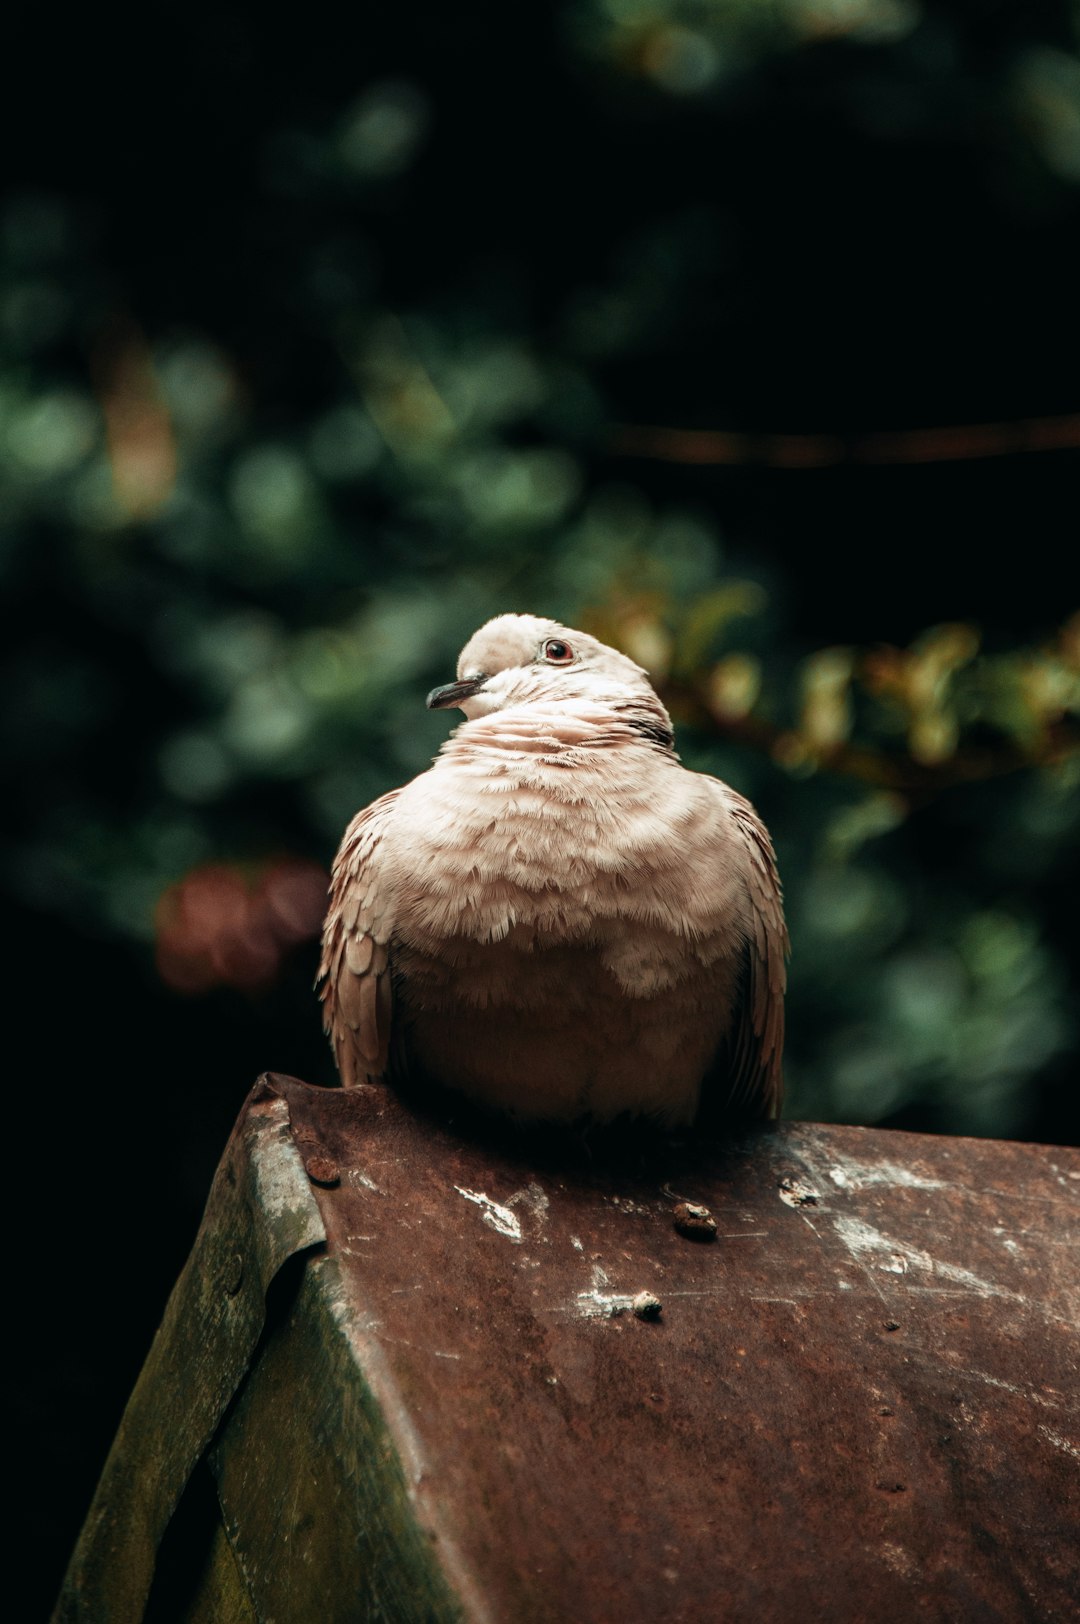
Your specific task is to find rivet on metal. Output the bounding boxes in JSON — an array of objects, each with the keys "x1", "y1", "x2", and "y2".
[
  {"x1": 306, "y1": 1157, "x2": 341, "y2": 1187},
  {"x1": 632, "y1": 1290, "x2": 663, "y2": 1321},
  {"x1": 673, "y1": 1201, "x2": 718, "y2": 1240}
]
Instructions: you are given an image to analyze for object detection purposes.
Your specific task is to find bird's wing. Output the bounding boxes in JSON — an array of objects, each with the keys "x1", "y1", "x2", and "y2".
[
  {"x1": 708, "y1": 783, "x2": 789, "y2": 1120},
  {"x1": 317, "y1": 789, "x2": 402, "y2": 1088}
]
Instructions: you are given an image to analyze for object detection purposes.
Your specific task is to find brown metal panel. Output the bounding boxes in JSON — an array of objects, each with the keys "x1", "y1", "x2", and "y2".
[
  {"x1": 259, "y1": 1075, "x2": 1079, "y2": 1624},
  {"x1": 57, "y1": 1074, "x2": 1080, "y2": 1622}
]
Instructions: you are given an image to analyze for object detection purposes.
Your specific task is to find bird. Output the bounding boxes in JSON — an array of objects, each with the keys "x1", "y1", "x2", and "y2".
[{"x1": 318, "y1": 613, "x2": 787, "y2": 1127}]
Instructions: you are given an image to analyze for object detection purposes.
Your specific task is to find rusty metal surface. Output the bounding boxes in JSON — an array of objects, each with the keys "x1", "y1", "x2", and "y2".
[{"x1": 254, "y1": 1074, "x2": 1080, "y2": 1624}]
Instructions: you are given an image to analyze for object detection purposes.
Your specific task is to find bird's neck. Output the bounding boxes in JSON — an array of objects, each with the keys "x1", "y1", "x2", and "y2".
[{"x1": 439, "y1": 697, "x2": 676, "y2": 762}]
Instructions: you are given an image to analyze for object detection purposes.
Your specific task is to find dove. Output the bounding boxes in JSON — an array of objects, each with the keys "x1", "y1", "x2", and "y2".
[{"x1": 318, "y1": 614, "x2": 787, "y2": 1127}]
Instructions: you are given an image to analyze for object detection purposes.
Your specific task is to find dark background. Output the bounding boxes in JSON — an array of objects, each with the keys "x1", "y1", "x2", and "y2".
[{"x1": 4, "y1": 2, "x2": 1078, "y2": 1611}]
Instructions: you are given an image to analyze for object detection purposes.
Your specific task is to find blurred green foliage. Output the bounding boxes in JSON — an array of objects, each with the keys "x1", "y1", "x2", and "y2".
[{"x1": 2, "y1": 1, "x2": 1078, "y2": 1143}]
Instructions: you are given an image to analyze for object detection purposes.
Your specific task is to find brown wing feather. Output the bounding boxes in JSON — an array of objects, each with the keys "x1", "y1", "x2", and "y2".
[
  {"x1": 317, "y1": 789, "x2": 402, "y2": 1088},
  {"x1": 712, "y1": 784, "x2": 789, "y2": 1120}
]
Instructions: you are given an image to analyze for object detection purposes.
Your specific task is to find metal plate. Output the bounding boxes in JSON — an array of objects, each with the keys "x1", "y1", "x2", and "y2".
[{"x1": 268, "y1": 1075, "x2": 1080, "y2": 1623}]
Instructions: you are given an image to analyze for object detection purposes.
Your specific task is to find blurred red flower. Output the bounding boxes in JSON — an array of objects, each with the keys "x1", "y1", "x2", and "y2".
[{"x1": 155, "y1": 857, "x2": 329, "y2": 994}]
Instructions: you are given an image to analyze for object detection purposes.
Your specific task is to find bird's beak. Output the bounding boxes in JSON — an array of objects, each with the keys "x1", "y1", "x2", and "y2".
[{"x1": 426, "y1": 676, "x2": 487, "y2": 711}]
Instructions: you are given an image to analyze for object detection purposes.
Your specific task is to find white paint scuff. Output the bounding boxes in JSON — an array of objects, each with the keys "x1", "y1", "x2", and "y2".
[
  {"x1": 575, "y1": 1264, "x2": 640, "y2": 1320},
  {"x1": 827, "y1": 1155, "x2": 947, "y2": 1193},
  {"x1": 506, "y1": 1182, "x2": 550, "y2": 1228},
  {"x1": 346, "y1": 1168, "x2": 382, "y2": 1193},
  {"x1": 454, "y1": 1186, "x2": 524, "y2": 1241},
  {"x1": 1038, "y1": 1426, "x2": 1080, "y2": 1461},
  {"x1": 831, "y1": 1215, "x2": 1022, "y2": 1301}
]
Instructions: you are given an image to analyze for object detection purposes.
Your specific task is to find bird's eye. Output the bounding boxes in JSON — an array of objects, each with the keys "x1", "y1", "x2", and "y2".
[{"x1": 542, "y1": 639, "x2": 575, "y2": 664}]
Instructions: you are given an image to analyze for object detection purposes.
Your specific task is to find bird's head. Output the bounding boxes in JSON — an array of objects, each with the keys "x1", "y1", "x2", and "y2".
[{"x1": 426, "y1": 614, "x2": 662, "y2": 722}]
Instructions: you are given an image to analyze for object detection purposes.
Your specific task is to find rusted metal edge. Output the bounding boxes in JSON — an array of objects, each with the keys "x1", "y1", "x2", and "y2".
[{"x1": 53, "y1": 1075, "x2": 327, "y2": 1624}]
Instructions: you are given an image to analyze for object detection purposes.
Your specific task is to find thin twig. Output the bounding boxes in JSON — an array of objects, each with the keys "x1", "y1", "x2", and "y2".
[{"x1": 614, "y1": 414, "x2": 1080, "y2": 468}]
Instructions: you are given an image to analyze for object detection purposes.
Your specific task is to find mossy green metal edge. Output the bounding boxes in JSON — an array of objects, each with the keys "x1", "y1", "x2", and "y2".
[
  {"x1": 207, "y1": 1250, "x2": 466, "y2": 1623},
  {"x1": 54, "y1": 1084, "x2": 328, "y2": 1623}
]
